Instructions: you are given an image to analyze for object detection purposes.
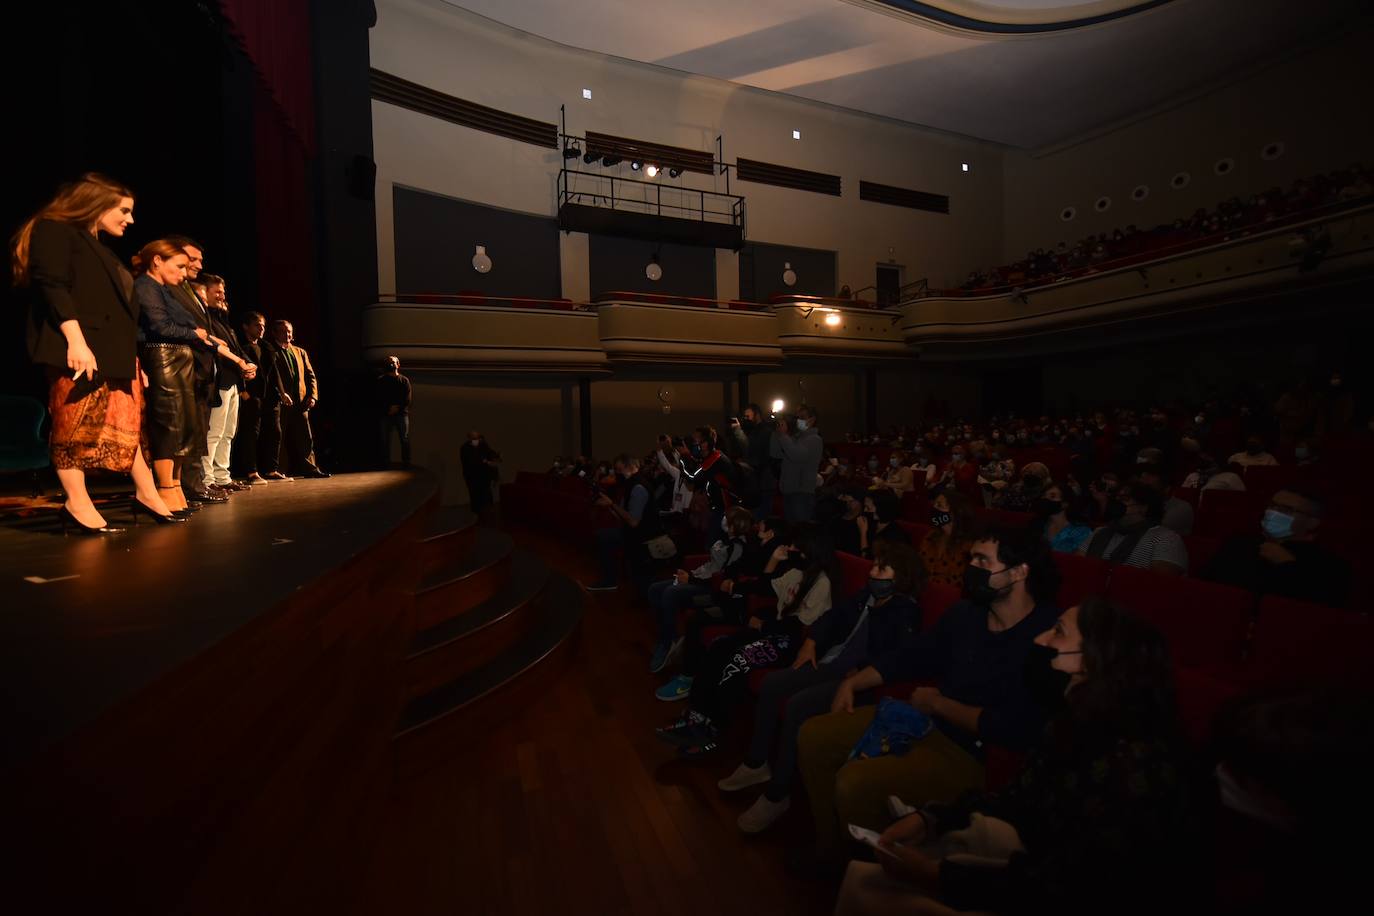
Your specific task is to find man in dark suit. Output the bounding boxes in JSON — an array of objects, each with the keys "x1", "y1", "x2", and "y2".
[
  {"x1": 164, "y1": 236, "x2": 226, "y2": 503},
  {"x1": 270, "y1": 319, "x2": 329, "y2": 478},
  {"x1": 234, "y1": 311, "x2": 288, "y2": 482}
]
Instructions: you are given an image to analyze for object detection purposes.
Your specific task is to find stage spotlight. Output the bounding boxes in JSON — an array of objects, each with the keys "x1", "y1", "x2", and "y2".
[
  {"x1": 583, "y1": 150, "x2": 598, "y2": 164},
  {"x1": 563, "y1": 144, "x2": 580, "y2": 160},
  {"x1": 668, "y1": 167, "x2": 681, "y2": 179},
  {"x1": 645, "y1": 254, "x2": 663, "y2": 282},
  {"x1": 602, "y1": 155, "x2": 622, "y2": 167},
  {"x1": 630, "y1": 160, "x2": 642, "y2": 171},
  {"x1": 645, "y1": 164, "x2": 660, "y2": 178},
  {"x1": 771, "y1": 398, "x2": 785, "y2": 414}
]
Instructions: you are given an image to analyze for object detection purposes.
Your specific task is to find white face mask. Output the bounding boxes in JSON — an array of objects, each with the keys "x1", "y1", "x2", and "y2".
[{"x1": 796, "y1": 419, "x2": 810, "y2": 431}]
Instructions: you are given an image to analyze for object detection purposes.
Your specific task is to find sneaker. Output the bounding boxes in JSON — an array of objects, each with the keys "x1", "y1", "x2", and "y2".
[
  {"x1": 886, "y1": 795, "x2": 918, "y2": 820},
  {"x1": 679, "y1": 735, "x2": 720, "y2": 757},
  {"x1": 648, "y1": 641, "x2": 672, "y2": 674},
  {"x1": 583, "y1": 581, "x2": 618, "y2": 592},
  {"x1": 663, "y1": 636, "x2": 685, "y2": 669},
  {"x1": 655, "y1": 712, "x2": 714, "y2": 748},
  {"x1": 655, "y1": 675, "x2": 694, "y2": 702},
  {"x1": 737, "y1": 795, "x2": 791, "y2": 834},
  {"x1": 718, "y1": 761, "x2": 771, "y2": 792}
]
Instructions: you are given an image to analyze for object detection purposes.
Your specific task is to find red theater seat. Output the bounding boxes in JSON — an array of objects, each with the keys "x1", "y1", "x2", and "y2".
[
  {"x1": 1247, "y1": 595, "x2": 1374, "y2": 688},
  {"x1": 1242, "y1": 464, "x2": 1296, "y2": 498},
  {"x1": 1181, "y1": 534, "x2": 1222, "y2": 576},
  {"x1": 1105, "y1": 566, "x2": 1254, "y2": 669},
  {"x1": 900, "y1": 491, "x2": 930, "y2": 523},
  {"x1": 1173, "y1": 667, "x2": 1245, "y2": 745},
  {"x1": 918, "y1": 581, "x2": 961, "y2": 629},
  {"x1": 896, "y1": 520, "x2": 932, "y2": 546},
  {"x1": 836, "y1": 551, "x2": 872, "y2": 603},
  {"x1": 975, "y1": 508, "x2": 1034, "y2": 531},
  {"x1": 1052, "y1": 553, "x2": 1112, "y2": 609}
]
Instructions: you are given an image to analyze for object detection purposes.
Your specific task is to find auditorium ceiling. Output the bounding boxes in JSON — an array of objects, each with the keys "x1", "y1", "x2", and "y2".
[{"x1": 438, "y1": 0, "x2": 1369, "y2": 148}]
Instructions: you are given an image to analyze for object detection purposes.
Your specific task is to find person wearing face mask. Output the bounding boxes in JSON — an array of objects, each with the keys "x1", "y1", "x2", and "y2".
[
  {"x1": 375, "y1": 355, "x2": 412, "y2": 466},
  {"x1": 1181, "y1": 453, "x2": 1245, "y2": 492},
  {"x1": 1030, "y1": 483, "x2": 1094, "y2": 553},
  {"x1": 857, "y1": 490, "x2": 911, "y2": 558},
  {"x1": 919, "y1": 491, "x2": 976, "y2": 587},
  {"x1": 645, "y1": 507, "x2": 755, "y2": 674},
  {"x1": 796, "y1": 527, "x2": 1061, "y2": 863},
  {"x1": 730, "y1": 403, "x2": 776, "y2": 518},
  {"x1": 993, "y1": 462, "x2": 1049, "y2": 512},
  {"x1": 1078, "y1": 484, "x2": 1187, "y2": 575},
  {"x1": 771, "y1": 406, "x2": 823, "y2": 522},
  {"x1": 679, "y1": 426, "x2": 737, "y2": 533},
  {"x1": 944, "y1": 445, "x2": 980, "y2": 501},
  {"x1": 722, "y1": 542, "x2": 926, "y2": 834},
  {"x1": 1135, "y1": 465, "x2": 1194, "y2": 535},
  {"x1": 1228, "y1": 436, "x2": 1278, "y2": 468},
  {"x1": 837, "y1": 598, "x2": 1187, "y2": 916},
  {"x1": 870, "y1": 449, "x2": 915, "y2": 499},
  {"x1": 459, "y1": 430, "x2": 501, "y2": 514},
  {"x1": 1203, "y1": 487, "x2": 1350, "y2": 606},
  {"x1": 657, "y1": 527, "x2": 837, "y2": 756},
  {"x1": 909, "y1": 449, "x2": 939, "y2": 491},
  {"x1": 1291, "y1": 439, "x2": 1320, "y2": 467},
  {"x1": 829, "y1": 489, "x2": 867, "y2": 556},
  {"x1": 588, "y1": 454, "x2": 663, "y2": 593}
]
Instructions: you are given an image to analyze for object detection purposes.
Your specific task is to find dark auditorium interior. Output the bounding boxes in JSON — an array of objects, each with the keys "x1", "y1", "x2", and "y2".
[{"x1": 5, "y1": 0, "x2": 1374, "y2": 913}]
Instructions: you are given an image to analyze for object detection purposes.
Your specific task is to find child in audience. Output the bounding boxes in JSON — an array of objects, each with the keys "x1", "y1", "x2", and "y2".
[{"x1": 918, "y1": 491, "x2": 976, "y2": 587}]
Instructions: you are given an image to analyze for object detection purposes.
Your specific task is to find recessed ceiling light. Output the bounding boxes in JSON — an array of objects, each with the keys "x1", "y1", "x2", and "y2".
[
  {"x1": 961, "y1": 163, "x2": 969, "y2": 172},
  {"x1": 582, "y1": 88, "x2": 592, "y2": 99},
  {"x1": 792, "y1": 130, "x2": 801, "y2": 140}
]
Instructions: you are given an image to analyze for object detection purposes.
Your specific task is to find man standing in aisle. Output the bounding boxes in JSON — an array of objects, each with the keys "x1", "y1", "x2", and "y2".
[
  {"x1": 772, "y1": 405, "x2": 823, "y2": 522},
  {"x1": 376, "y1": 356, "x2": 412, "y2": 465},
  {"x1": 460, "y1": 430, "x2": 500, "y2": 514},
  {"x1": 270, "y1": 319, "x2": 330, "y2": 478}
]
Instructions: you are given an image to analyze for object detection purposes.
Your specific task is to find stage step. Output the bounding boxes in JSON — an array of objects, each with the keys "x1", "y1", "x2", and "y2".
[
  {"x1": 418, "y1": 505, "x2": 478, "y2": 572},
  {"x1": 404, "y1": 550, "x2": 551, "y2": 699},
  {"x1": 413, "y1": 527, "x2": 513, "y2": 630},
  {"x1": 392, "y1": 574, "x2": 583, "y2": 771}
]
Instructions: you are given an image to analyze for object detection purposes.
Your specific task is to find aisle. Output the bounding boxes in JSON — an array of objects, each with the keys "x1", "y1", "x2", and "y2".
[{"x1": 352, "y1": 517, "x2": 837, "y2": 916}]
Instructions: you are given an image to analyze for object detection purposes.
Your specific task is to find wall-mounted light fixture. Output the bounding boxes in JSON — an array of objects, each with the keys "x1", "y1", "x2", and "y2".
[
  {"x1": 472, "y1": 245, "x2": 492, "y2": 274},
  {"x1": 645, "y1": 253, "x2": 663, "y2": 281},
  {"x1": 782, "y1": 262, "x2": 797, "y2": 287}
]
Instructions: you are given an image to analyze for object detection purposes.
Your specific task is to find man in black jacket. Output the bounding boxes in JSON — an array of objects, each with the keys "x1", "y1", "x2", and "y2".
[
  {"x1": 165, "y1": 236, "x2": 225, "y2": 503},
  {"x1": 731, "y1": 403, "x2": 776, "y2": 517},
  {"x1": 233, "y1": 311, "x2": 287, "y2": 482},
  {"x1": 194, "y1": 274, "x2": 255, "y2": 492}
]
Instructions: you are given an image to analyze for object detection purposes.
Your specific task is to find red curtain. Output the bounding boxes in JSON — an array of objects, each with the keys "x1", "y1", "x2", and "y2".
[{"x1": 217, "y1": 0, "x2": 315, "y2": 155}]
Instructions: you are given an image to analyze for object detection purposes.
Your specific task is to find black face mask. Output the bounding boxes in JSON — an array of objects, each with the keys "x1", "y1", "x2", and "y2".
[
  {"x1": 868, "y1": 578, "x2": 896, "y2": 600},
  {"x1": 963, "y1": 565, "x2": 1012, "y2": 606},
  {"x1": 1031, "y1": 497, "x2": 1062, "y2": 516},
  {"x1": 930, "y1": 510, "x2": 952, "y2": 528},
  {"x1": 1024, "y1": 643, "x2": 1079, "y2": 710}
]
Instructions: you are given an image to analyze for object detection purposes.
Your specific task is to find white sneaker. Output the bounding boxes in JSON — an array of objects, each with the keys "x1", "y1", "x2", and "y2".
[
  {"x1": 737, "y1": 794, "x2": 790, "y2": 834},
  {"x1": 717, "y1": 761, "x2": 772, "y2": 793},
  {"x1": 886, "y1": 794, "x2": 918, "y2": 820}
]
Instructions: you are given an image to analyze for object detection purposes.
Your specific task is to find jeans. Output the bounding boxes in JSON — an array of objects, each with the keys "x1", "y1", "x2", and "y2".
[
  {"x1": 594, "y1": 526, "x2": 653, "y2": 594},
  {"x1": 202, "y1": 386, "x2": 239, "y2": 485},
  {"x1": 783, "y1": 491, "x2": 816, "y2": 522},
  {"x1": 646, "y1": 579, "x2": 710, "y2": 646},
  {"x1": 382, "y1": 412, "x2": 411, "y2": 464},
  {"x1": 745, "y1": 663, "x2": 846, "y2": 800}
]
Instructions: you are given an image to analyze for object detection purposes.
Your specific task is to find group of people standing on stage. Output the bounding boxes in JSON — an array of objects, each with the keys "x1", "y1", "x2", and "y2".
[{"x1": 11, "y1": 172, "x2": 329, "y2": 536}]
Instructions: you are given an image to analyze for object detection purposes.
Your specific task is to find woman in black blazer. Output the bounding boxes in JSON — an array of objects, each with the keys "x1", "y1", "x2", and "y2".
[{"x1": 10, "y1": 173, "x2": 179, "y2": 532}]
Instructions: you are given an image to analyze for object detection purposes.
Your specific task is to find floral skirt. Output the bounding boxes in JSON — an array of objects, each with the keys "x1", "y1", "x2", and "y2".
[{"x1": 47, "y1": 369, "x2": 143, "y2": 472}]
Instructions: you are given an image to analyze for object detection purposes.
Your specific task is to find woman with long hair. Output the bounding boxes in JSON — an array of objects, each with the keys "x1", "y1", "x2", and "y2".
[
  {"x1": 837, "y1": 598, "x2": 1189, "y2": 916},
  {"x1": 11, "y1": 173, "x2": 178, "y2": 532},
  {"x1": 133, "y1": 240, "x2": 251, "y2": 513},
  {"x1": 918, "y1": 490, "x2": 976, "y2": 587}
]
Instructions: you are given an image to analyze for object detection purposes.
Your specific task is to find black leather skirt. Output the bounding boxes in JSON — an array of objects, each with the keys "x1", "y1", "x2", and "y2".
[{"x1": 141, "y1": 343, "x2": 198, "y2": 459}]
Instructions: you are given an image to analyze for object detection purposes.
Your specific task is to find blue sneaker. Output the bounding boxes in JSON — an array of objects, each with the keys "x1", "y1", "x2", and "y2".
[
  {"x1": 655, "y1": 675, "x2": 694, "y2": 702},
  {"x1": 648, "y1": 641, "x2": 671, "y2": 674}
]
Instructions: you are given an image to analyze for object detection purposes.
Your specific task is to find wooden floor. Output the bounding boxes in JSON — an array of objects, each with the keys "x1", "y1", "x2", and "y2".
[{"x1": 352, "y1": 516, "x2": 838, "y2": 916}]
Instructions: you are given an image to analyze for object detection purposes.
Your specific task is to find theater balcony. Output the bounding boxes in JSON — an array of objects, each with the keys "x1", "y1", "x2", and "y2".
[
  {"x1": 899, "y1": 199, "x2": 1374, "y2": 359},
  {"x1": 363, "y1": 294, "x2": 609, "y2": 373},
  {"x1": 591, "y1": 292, "x2": 784, "y2": 367},
  {"x1": 769, "y1": 295, "x2": 912, "y2": 361}
]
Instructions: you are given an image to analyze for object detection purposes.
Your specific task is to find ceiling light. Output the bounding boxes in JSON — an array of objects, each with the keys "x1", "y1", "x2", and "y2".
[
  {"x1": 582, "y1": 88, "x2": 592, "y2": 100},
  {"x1": 630, "y1": 160, "x2": 642, "y2": 171},
  {"x1": 472, "y1": 245, "x2": 492, "y2": 274},
  {"x1": 645, "y1": 164, "x2": 659, "y2": 178},
  {"x1": 668, "y1": 167, "x2": 681, "y2": 179},
  {"x1": 782, "y1": 262, "x2": 797, "y2": 287},
  {"x1": 824, "y1": 312, "x2": 842, "y2": 327},
  {"x1": 562, "y1": 144, "x2": 580, "y2": 160},
  {"x1": 792, "y1": 130, "x2": 801, "y2": 140},
  {"x1": 961, "y1": 163, "x2": 969, "y2": 172},
  {"x1": 771, "y1": 398, "x2": 785, "y2": 413},
  {"x1": 645, "y1": 254, "x2": 663, "y2": 282}
]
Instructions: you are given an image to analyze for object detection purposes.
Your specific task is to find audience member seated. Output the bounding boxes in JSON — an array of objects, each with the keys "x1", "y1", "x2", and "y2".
[
  {"x1": 1203, "y1": 487, "x2": 1351, "y2": 607},
  {"x1": 1078, "y1": 484, "x2": 1188, "y2": 575},
  {"x1": 943, "y1": 444, "x2": 980, "y2": 501},
  {"x1": 796, "y1": 527, "x2": 1061, "y2": 862},
  {"x1": 587, "y1": 453, "x2": 661, "y2": 593},
  {"x1": 680, "y1": 425, "x2": 737, "y2": 524},
  {"x1": 655, "y1": 527, "x2": 837, "y2": 756},
  {"x1": 994, "y1": 461, "x2": 1050, "y2": 512},
  {"x1": 825, "y1": 489, "x2": 865, "y2": 556},
  {"x1": 919, "y1": 491, "x2": 976, "y2": 587},
  {"x1": 720, "y1": 541, "x2": 926, "y2": 834},
  {"x1": 1228, "y1": 436, "x2": 1279, "y2": 468},
  {"x1": 858, "y1": 490, "x2": 910, "y2": 558},
  {"x1": 1182, "y1": 454, "x2": 1245, "y2": 491},
  {"x1": 1292, "y1": 438, "x2": 1320, "y2": 468},
  {"x1": 1136, "y1": 464, "x2": 1195, "y2": 535},
  {"x1": 1031, "y1": 482, "x2": 1094, "y2": 554},
  {"x1": 836, "y1": 598, "x2": 1189, "y2": 916},
  {"x1": 909, "y1": 448, "x2": 939, "y2": 491},
  {"x1": 645, "y1": 506, "x2": 754, "y2": 673},
  {"x1": 869, "y1": 449, "x2": 915, "y2": 499}
]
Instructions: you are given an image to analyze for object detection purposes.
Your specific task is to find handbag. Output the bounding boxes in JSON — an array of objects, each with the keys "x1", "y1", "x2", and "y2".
[{"x1": 644, "y1": 533, "x2": 677, "y2": 559}]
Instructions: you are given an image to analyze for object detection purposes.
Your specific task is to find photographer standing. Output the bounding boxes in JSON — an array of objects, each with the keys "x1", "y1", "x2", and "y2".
[
  {"x1": 587, "y1": 453, "x2": 663, "y2": 595},
  {"x1": 460, "y1": 430, "x2": 500, "y2": 514},
  {"x1": 731, "y1": 403, "x2": 776, "y2": 518},
  {"x1": 772, "y1": 405, "x2": 823, "y2": 522}
]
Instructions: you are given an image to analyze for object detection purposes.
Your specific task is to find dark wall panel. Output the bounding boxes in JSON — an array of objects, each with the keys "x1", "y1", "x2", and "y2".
[
  {"x1": 739, "y1": 241, "x2": 837, "y2": 301},
  {"x1": 393, "y1": 186, "x2": 561, "y2": 299},
  {"x1": 588, "y1": 235, "x2": 716, "y2": 299}
]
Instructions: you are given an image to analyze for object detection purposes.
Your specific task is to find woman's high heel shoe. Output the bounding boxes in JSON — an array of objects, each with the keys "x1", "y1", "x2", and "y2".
[
  {"x1": 59, "y1": 505, "x2": 124, "y2": 536},
  {"x1": 131, "y1": 496, "x2": 186, "y2": 525}
]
